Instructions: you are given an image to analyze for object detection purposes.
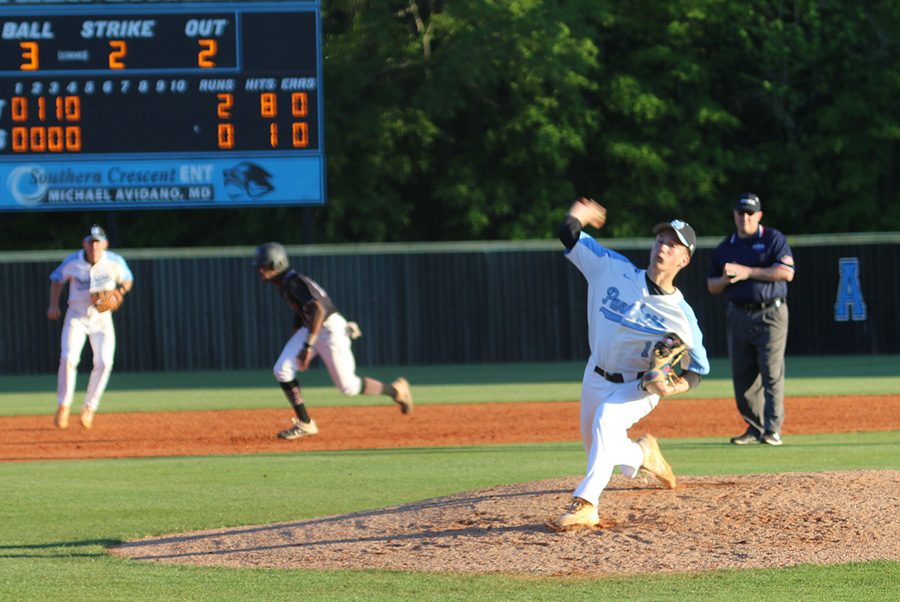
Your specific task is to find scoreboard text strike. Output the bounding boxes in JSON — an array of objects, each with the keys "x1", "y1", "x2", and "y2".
[{"x1": 0, "y1": 1, "x2": 325, "y2": 211}]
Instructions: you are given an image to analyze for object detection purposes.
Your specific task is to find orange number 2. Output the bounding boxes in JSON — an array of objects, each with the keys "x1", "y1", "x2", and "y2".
[
  {"x1": 108, "y1": 40, "x2": 127, "y2": 69},
  {"x1": 217, "y1": 93, "x2": 233, "y2": 119},
  {"x1": 198, "y1": 39, "x2": 217, "y2": 68}
]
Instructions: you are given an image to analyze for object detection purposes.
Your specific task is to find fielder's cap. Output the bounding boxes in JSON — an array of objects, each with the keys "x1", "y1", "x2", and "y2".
[
  {"x1": 735, "y1": 193, "x2": 761, "y2": 213},
  {"x1": 85, "y1": 224, "x2": 107, "y2": 242},
  {"x1": 653, "y1": 220, "x2": 697, "y2": 256}
]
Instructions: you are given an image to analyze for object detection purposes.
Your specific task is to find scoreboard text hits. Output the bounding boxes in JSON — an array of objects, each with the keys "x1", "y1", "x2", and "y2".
[{"x1": 0, "y1": 1, "x2": 325, "y2": 209}]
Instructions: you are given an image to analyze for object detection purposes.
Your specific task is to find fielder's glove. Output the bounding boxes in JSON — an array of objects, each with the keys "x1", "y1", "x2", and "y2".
[
  {"x1": 91, "y1": 289, "x2": 125, "y2": 313},
  {"x1": 641, "y1": 333, "x2": 687, "y2": 391}
]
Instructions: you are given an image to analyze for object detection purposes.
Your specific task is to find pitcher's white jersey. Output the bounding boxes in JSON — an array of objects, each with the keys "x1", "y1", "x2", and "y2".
[
  {"x1": 50, "y1": 250, "x2": 133, "y2": 312},
  {"x1": 566, "y1": 232, "x2": 709, "y2": 379}
]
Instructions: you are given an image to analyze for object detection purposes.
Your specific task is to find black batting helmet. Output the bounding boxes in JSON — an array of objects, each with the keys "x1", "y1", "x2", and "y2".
[{"x1": 253, "y1": 242, "x2": 290, "y2": 273}]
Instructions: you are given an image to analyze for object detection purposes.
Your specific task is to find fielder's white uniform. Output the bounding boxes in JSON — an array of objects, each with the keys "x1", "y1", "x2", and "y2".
[
  {"x1": 565, "y1": 232, "x2": 710, "y2": 506},
  {"x1": 50, "y1": 250, "x2": 133, "y2": 411}
]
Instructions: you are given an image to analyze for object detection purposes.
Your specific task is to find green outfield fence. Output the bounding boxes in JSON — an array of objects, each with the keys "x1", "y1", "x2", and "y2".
[{"x1": 1, "y1": 233, "x2": 897, "y2": 374}]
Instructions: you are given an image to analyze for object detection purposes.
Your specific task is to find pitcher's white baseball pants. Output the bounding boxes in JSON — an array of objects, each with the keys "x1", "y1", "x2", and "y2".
[{"x1": 573, "y1": 364, "x2": 662, "y2": 505}]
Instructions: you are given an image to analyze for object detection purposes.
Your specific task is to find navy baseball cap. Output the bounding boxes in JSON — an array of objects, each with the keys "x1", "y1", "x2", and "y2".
[
  {"x1": 85, "y1": 225, "x2": 107, "y2": 242},
  {"x1": 653, "y1": 220, "x2": 697, "y2": 256},
  {"x1": 735, "y1": 193, "x2": 762, "y2": 213}
]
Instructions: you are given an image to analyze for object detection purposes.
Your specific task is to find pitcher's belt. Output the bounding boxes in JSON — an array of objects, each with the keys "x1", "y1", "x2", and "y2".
[{"x1": 594, "y1": 366, "x2": 644, "y2": 384}]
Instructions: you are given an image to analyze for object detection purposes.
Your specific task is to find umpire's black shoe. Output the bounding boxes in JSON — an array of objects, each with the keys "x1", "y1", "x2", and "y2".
[
  {"x1": 730, "y1": 430, "x2": 760, "y2": 445},
  {"x1": 761, "y1": 432, "x2": 783, "y2": 446}
]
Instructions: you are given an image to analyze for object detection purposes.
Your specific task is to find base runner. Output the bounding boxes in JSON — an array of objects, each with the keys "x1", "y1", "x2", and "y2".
[{"x1": 253, "y1": 242, "x2": 413, "y2": 439}]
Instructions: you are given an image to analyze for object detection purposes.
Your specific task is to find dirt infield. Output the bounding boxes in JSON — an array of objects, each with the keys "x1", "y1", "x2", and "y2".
[
  {"x1": 110, "y1": 471, "x2": 900, "y2": 576},
  {"x1": 2, "y1": 395, "x2": 899, "y2": 462},
  {"x1": 7, "y1": 394, "x2": 900, "y2": 575}
]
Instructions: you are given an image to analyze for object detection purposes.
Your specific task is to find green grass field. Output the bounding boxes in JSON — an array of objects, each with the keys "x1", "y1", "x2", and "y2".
[
  {"x1": 1, "y1": 356, "x2": 898, "y2": 601},
  {"x1": 2, "y1": 355, "x2": 899, "y2": 415}
]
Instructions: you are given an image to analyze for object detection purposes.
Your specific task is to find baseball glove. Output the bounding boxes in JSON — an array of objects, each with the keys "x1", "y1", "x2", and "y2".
[
  {"x1": 91, "y1": 289, "x2": 124, "y2": 313},
  {"x1": 641, "y1": 333, "x2": 687, "y2": 390}
]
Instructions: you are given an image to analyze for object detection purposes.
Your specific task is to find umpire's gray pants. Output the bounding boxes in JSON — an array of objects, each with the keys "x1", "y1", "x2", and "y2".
[{"x1": 726, "y1": 301, "x2": 789, "y2": 436}]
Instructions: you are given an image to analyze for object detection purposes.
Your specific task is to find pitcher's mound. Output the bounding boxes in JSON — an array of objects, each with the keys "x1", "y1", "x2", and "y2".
[{"x1": 111, "y1": 470, "x2": 899, "y2": 576}]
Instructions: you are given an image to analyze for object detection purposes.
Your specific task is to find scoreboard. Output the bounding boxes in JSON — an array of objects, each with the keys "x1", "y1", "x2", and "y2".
[{"x1": 0, "y1": 0, "x2": 325, "y2": 210}]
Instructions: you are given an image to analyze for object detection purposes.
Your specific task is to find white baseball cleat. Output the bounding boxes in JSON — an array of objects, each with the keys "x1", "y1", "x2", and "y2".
[
  {"x1": 277, "y1": 419, "x2": 319, "y2": 440},
  {"x1": 391, "y1": 377, "x2": 413, "y2": 414},
  {"x1": 80, "y1": 406, "x2": 96, "y2": 429},
  {"x1": 637, "y1": 434, "x2": 677, "y2": 489},
  {"x1": 54, "y1": 405, "x2": 70, "y2": 429},
  {"x1": 549, "y1": 497, "x2": 600, "y2": 531}
]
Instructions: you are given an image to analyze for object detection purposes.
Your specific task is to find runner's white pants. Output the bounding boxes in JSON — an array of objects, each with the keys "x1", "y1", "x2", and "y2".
[
  {"x1": 573, "y1": 363, "x2": 662, "y2": 506},
  {"x1": 274, "y1": 313, "x2": 362, "y2": 395},
  {"x1": 57, "y1": 307, "x2": 116, "y2": 410}
]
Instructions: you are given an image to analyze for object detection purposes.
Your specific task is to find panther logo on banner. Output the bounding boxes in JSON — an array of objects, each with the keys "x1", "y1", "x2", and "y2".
[{"x1": 223, "y1": 162, "x2": 275, "y2": 200}]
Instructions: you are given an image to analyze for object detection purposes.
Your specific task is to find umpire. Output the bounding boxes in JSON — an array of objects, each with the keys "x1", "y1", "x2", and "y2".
[{"x1": 707, "y1": 193, "x2": 796, "y2": 446}]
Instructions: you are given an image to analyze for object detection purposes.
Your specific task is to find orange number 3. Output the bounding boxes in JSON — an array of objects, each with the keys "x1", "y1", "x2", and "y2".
[{"x1": 20, "y1": 42, "x2": 39, "y2": 71}]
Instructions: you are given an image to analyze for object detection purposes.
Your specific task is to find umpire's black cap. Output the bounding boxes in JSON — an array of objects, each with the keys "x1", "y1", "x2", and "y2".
[{"x1": 735, "y1": 193, "x2": 762, "y2": 213}]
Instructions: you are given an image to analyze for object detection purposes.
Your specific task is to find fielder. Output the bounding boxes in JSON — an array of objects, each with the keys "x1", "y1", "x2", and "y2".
[
  {"x1": 551, "y1": 198, "x2": 710, "y2": 530},
  {"x1": 253, "y1": 242, "x2": 413, "y2": 439},
  {"x1": 48, "y1": 225, "x2": 133, "y2": 429}
]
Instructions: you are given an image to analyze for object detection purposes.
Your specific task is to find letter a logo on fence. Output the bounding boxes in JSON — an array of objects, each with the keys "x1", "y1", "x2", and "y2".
[{"x1": 834, "y1": 257, "x2": 866, "y2": 321}]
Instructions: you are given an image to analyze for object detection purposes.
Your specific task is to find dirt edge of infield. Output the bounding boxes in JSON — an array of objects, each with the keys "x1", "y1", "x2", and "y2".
[{"x1": 110, "y1": 470, "x2": 900, "y2": 576}]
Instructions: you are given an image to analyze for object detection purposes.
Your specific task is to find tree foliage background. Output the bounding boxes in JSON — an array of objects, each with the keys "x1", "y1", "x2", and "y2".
[{"x1": 4, "y1": 0, "x2": 899, "y2": 250}]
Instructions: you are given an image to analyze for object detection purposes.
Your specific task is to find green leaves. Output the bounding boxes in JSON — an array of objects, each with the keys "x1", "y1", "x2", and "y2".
[
  {"x1": 321, "y1": 0, "x2": 603, "y2": 241},
  {"x1": 5, "y1": 1, "x2": 898, "y2": 249}
]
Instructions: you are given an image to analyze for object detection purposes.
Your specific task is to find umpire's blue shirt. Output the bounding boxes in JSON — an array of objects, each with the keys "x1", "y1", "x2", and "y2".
[{"x1": 708, "y1": 225, "x2": 794, "y2": 305}]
